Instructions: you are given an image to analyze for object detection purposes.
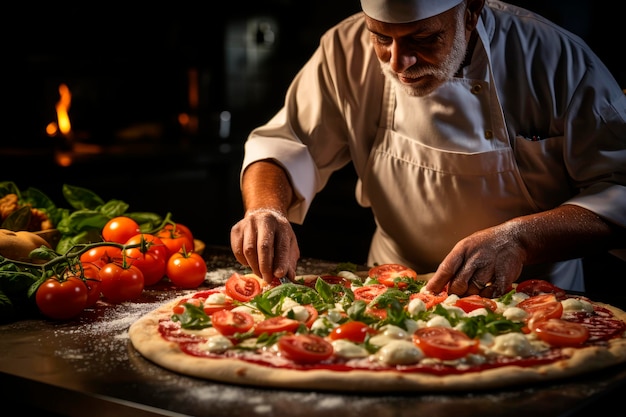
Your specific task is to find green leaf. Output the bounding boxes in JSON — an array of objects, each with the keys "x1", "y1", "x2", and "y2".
[
  {"x1": 22, "y1": 187, "x2": 57, "y2": 212},
  {"x1": 62, "y1": 184, "x2": 106, "y2": 210},
  {"x1": 98, "y1": 200, "x2": 130, "y2": 218},
  {"x1": 1, "y1": 206, "x2": 32, "y2": 230},
  {"x1": 57, "y1": 210, "x2": 110, "y2": 234},
  {"x1": 172, "y1": 303, "x2": 212, "y2": 329},
  {"x1": 0, "y1": 181, "x2": 21, "y2": 199},
  {"x1": 126, "y1": 212, "x2": 164, "y2": 231}
]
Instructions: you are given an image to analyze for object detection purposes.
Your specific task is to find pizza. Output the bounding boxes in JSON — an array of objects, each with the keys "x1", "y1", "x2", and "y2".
[{"x1": 128, "y1": 263, "x2": 626, "y2": 392}]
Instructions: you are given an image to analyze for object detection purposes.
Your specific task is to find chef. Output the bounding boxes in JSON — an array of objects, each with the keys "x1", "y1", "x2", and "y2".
[{"x1": 230, "y1": 0, "x2": 626, "y2": 297}]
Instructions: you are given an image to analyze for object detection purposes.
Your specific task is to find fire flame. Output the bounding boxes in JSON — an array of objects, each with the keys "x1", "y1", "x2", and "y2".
[
  {"x1": 55, "y1": 83, "x2": 72, "y2": 135},
  {"x1": 46, "y1": 83, "x2": 72, "y2": 137}
]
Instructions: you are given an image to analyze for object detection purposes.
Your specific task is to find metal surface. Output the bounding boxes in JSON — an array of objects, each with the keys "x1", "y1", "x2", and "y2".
[{"x1": 1, "y1": 246, "x2": 625, "y2": 417}]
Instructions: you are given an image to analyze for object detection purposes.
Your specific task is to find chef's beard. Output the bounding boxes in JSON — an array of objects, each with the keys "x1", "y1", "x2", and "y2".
[{"x1": 380, "y1": 6, "x2": 468, "y2": 97}]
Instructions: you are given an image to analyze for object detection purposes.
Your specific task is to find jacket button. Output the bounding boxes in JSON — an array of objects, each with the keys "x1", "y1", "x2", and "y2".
[
  {"x1": 485, "y1": 130, "x2": 493, "y2": 139},
  {"x1": 471, "y1": 84, "x2": 482, "y2": 94}
]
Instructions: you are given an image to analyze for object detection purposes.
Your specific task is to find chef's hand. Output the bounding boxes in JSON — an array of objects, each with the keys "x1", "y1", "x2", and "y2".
[
  {"x1": 230, "y1": 208, "x2": 300, "y2": 284},
  {"x1": 424, "y1": 224, "x2": 525, "y2": 298}
]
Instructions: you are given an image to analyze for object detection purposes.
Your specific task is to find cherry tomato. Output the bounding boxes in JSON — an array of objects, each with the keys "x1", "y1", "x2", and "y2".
[
  {"x1": 254, "y1": 316, "x2": 301, "y2": 336},
  {"x1": 80, "y1": 245, "x2": 123, "y2": 268},
  {"x1": 211, "y1": 309, "x2": 255, "y2": 336},
  {"x1": 82, "y1": 263, "x2": 102, "y2": 307},
  {"x1": 166, "y1": 250, "x2": 207, "y2": 289},
  {"x1": 353, "y1": 284, "x2": 387, "y2": 302},
  {"x1": 369, "y1": 263, "x2": 418, "y2": 288},
  {"x1": 533, "y1": 318, "x2": 590, "y2": 346},
  {"x1": 35, "y1": 276, "x2": 88, "y2": 320},
  {"x1": 409, "y1": 290, "x2": 449, "y2": 309},
  {"x1": 455, "y1": 295, "x2": 497, "y2": 313},
  {"x1": 224, "y1": 273, "x2": 262, "y2": 302},
  {"x1": 516, "y1": 279, "x2": 566, "y2": 299},
  {"x1": 124, "y1": 234, "x2": 168, "y2": 286},
  {"x1": 102, "y1": 216, "x2": 141, "y2": 244},
  {"x1": 156, "y1": 223, "x2": 194, "y2": 256},
  {"x1": 413, "y1": 326, "x2": 479, "y2": 360},
  {"x1": 329, "y1": 321, "x2": 376, "y2": 343},
  {"x1": 277, "y1": 334, "x2": 334, "y2": 363},
  {"x1": 99, "y1": 262, "x2": 144, "y2": 303}
]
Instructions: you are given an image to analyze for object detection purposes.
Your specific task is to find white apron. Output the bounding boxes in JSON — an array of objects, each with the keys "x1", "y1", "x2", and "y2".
[{"x1": 358, "y1": 22, "x2": 584, "y2": 291}]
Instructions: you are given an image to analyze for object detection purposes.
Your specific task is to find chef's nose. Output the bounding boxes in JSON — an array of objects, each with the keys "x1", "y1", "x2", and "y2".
[{"x1": 389, "y1": 42, "x2": 417, "y2": 73}]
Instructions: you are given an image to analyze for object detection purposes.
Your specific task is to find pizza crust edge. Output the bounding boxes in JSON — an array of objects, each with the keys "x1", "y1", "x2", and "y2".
[{"x1": 127, "y1": 297, "x2": 626, "y2": 392}]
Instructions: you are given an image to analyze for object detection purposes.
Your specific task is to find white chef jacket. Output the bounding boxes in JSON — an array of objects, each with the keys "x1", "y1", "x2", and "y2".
[{"x1": 241, "y1": 0, "x2": 626, "y2": 291}]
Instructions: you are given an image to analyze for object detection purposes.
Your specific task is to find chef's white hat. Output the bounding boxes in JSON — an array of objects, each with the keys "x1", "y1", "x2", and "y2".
[{"x1": 360, "y1": 0, "x2": 464, "y2": 23}]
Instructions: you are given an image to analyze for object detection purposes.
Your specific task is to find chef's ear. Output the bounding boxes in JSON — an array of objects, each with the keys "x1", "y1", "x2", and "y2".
[{"x1": 464, "y1": 0, "x2": 484, "y2": 31}]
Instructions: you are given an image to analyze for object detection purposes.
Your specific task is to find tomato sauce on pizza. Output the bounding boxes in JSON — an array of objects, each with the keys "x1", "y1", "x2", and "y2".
[{"x1": 129, "y1": 264, "x2": 626, "y2": 392}]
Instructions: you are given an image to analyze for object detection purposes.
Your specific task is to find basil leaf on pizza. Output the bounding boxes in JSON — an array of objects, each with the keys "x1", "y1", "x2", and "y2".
[{"x1": 129, "y1": 265, "x2": 626, "y2": 392}]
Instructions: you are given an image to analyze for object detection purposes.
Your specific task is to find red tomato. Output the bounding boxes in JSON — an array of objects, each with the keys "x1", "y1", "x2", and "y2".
[
  {"x1": 518, "y1": 294, "x2": 563, "y2": 319},
  {"x1": 35, "y1": 276, "x2": 88, "y2": 320},
  {"x1": 329, "y1": 321, "x2": 376, "y2": 343},
  {"x1": 211, "y1": 309, "x2": 255, "y2": 336},
  {"x1": 277, "y1": 334, "x2": 334, "y2": 363},
  {"x1": 300, "y1": 304, "x2": 318, "y2": 328},
  {"x1": 203, "y1": 301, "x2": 235, "y2": 315},
  {"x1": 413, "y1": 327, "x2": 479, "y2": 360},
  {"x1": 172, "y1": 297, "x2": 204, "y2": 314},
  {"x1": 353, "y1": 284, "x2": 387, "y2": 302},
  {"x1": 533, "y1": 318, "x2": 590, "y2": 346},
  {"x1": 166, "y1": 250, "x2": 207, "y2": 289},
  {"x1": 99, "y1": 263, "x2": 144, "y2": 303},
  {"x1": 156, "y1": 223, "x2": 194, "y2": 256},
  {"x1": 455, "y1": 295, "x2": 497, "y2": 313},
  {"x1": 516, "y1": 279, "x2": 566, "y2": 299},
  {"x1": 225, "y1": 273, "x2": 262, "y2": 302},
  {"x1": 80, "y1": 245, "x2": 123, "y2": 268},
  {"x1": 409, "y1": 290, "x2": 448, "y2": 309},
  {"x1": 81, "y1": 263, "x2": 102, "y2": 307},
  {"x1": 295, "y1": 275, "x2": 352, "y2": 288},
  {"x1": 369, "y1": 263, "x2": 418, "y2": 288},
  {"x1": 518, "y1": 294, "x2": 564, "y2": 331},
  {"x1": 124, "y1": 234, "x2": 168, "y2": 286},
  {"x1": 254, "y1": 316, "x2": 301, "y2": 336},
  {"x1": 102, "y1": 216, "x2": 141, "y2": 244}
]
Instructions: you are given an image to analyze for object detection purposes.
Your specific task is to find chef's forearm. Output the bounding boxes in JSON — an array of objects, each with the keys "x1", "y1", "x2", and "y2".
[
  {"x1": 241, "y1": 160, "x2": 294, "y2": 215},
  {"x1": 505, "y1": 204, "x2": 625, "y2": 265}
]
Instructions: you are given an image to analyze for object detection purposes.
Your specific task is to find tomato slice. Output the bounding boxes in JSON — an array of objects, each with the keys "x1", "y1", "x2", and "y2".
[
  {"x1": 413, "y1": 327, "x2": 479, "y2": 360},
  {"x1": 277, "y1": 334, "x2": 334, "y2": 363},
  {"x1": 202, "y1": 301, "x2": 235, "y2": 315},
  {"x1": 533, "y1": 318, "x2": 590, "y2": 346},
  {"x1": 518, "y1": 294, "x2": 563, "y2": 319},
  {"x1": 516, "y1": 279, "x2": 566, "y2": 299},
  {"x1": 254, "y1": 316, "x2": 300, "y2": 336},
  {"x1": 410, "y1": 290, "x2": 448, "y2": 309},
  {"x1": 517, "y1": 294, "x2": 564, "y2": 332},
  {"x1": 329, "y1": 321, "x2": 376, "y2": 343},
  {"x1": 454, "y1": 295, "x2": 497, "y2": 313},
  {"x1": 224, "y1": 273, "x2": 262, "y2": 302},
  {"x1": 369, "y1": 263, "x2": 418, "y2": 288},
  {"x1": 353, "y1": 284, "x2": 387, "y2": 302},
  {"x1": 296, "y1": 275, "x2": 352, "y2": 288},
  {"x1": 211, "y1": 309, "x2": 254, "y2": 336},
  {"x1": 172, "y1": 297, "x2": 204, "y2": 314},
  {"x1": 301, "y1": 304, "x2": 318, "y2": 328}
]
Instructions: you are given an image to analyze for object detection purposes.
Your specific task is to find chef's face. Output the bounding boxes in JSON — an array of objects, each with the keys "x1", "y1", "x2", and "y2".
[{"x1": 366, "y1": 3, "x2": 469, "y2": 96}]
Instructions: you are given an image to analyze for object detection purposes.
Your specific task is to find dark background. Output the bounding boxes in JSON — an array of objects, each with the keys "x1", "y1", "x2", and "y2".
[{"x1": 2, "y1": 1, "x2": 624, "y2": 281}]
